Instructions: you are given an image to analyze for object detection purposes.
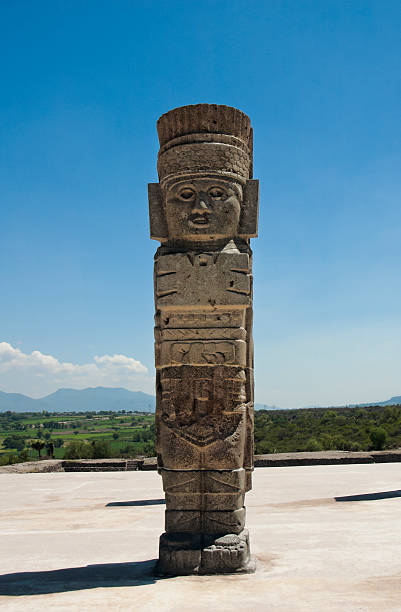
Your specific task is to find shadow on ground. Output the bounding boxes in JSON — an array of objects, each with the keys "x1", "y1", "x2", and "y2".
[
  {"x1": 335, "y1": 490, "x2": 401, "y2": 502},
  {"x1": 106, "y1": 499, "x2": 165, "y2": 507},
  {"x1": 0, "y1": 560, "x2": 164, "y2": 596}
]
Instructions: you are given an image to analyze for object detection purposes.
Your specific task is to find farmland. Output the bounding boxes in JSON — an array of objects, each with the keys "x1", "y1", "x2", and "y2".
[{"x1": 0, "y1": 411, "x2": 155, "y2": 465}]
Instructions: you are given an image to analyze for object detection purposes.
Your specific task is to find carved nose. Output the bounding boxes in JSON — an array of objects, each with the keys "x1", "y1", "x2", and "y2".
[{"x1": 193, "y1": 197, "x2": 210, "y2": 213}]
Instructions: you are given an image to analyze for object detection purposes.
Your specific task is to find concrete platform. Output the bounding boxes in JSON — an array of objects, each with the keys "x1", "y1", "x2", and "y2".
[{"x1": 0, "y1": 464, "x2": 400, "y2": 611}]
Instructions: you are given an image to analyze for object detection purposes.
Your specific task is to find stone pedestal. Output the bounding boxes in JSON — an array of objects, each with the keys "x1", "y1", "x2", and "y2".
[{"x1": 148, "y1": 104, "x2": 259, "y2": 575}]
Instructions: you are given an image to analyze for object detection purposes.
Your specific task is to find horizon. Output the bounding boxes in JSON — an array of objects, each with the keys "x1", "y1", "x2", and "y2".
[
  {"x1": 1, "y1": 385, "x2": 400, "y2": 411},
  {"x1": 1, "y1": 1, "x2": 400, "y2": 408},
  {"x1": 0, "y1": 385, "x2": 155, "y2": 399}
]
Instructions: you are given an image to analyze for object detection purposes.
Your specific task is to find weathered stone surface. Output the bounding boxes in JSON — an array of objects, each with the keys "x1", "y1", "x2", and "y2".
[
  {"x1": 160, "y1": 468, "x2": 246, "y2": 511},
  {"x1": 157, "y1": 529, "x2": 254, "y2": 576},
  {"x1": 154, "y1": 251, "x2": 251, "y2": 309},
  {"x1": 149, "y1": 104, "x2": 259, "y2": 574},
  {"x1": 165, "y1": 507, "x2": 245, "y2": 534},
  {"x1": 201, "y1": 530, "x2": 255, "y2": 574}
]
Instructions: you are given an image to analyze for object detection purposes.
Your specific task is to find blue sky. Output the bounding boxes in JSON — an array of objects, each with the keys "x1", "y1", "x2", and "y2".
[{"x1": 1, "y1": 0, "x2": 400, "y2": 406}]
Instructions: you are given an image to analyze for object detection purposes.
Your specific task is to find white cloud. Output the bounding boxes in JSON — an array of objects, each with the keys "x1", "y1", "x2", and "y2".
[
  {"x1": 0, "y1": 342, "x2": 152, "y2": 397},
  {"x1": 94, "y1": 353, "x2": 146, "y2": 373}
]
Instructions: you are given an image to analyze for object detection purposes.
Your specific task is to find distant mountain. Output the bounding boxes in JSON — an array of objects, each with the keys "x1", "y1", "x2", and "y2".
[
  {"x1": 0, "y1": 388, "x2": 400, "y2": 414},
  {"x1": 384, "y1": 396, "x2": 401, "y2": 405},
  {"x1": 357, "y1": 396, "x2": 401, "y2": 408},
  {"x1": 0, "y1": 391, "x2": 38, "y2": 412},
  {"x1": 255, "y1": 396, "x2": 401, "y2": 411},
  {"x1": 0, "y1": 387, "x2": 155, "y2": 413},
  {"x1": 0, "y1": 391, "x2": 278, "y2": 413}
]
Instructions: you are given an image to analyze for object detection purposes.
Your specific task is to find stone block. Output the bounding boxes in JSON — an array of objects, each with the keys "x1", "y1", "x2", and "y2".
[
  {"x1": 155, "y1": 252, "x2": 251, "y2": 309},
  {"x1": 156, "y1": 310, "x2": 245, "y2": 330},
  {"x1": 157, "y1": 338, "x2": 246, "y2": 367},
  {"x1": 165, "y1": 510, "x2": 201, "y2": 532},
  {"x1": 201, "y1": 508, "x2": 245, "y2": 534},
  {"x1": 160, "y1": 468, "x2": 247, "y2": 510},
  {"x1": 157, "y1": 532, "x2": 201, "y2": 576},
  {"x1": 165, "y1": 507, "x2": 245, "y2": 534}
]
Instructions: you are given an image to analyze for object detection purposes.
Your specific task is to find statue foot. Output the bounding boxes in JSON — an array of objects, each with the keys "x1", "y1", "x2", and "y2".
[{"x1": 156, "y1": 530, "x2": 255, "y2": 576}]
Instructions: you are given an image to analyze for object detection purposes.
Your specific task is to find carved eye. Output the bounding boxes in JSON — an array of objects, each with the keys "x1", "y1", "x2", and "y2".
[
  {"x1": 178, "y1": 187, "x2": 195, "y2": 201},
  {"x1": 208, "y1": 186, "x2": 226, "y2": 199}
]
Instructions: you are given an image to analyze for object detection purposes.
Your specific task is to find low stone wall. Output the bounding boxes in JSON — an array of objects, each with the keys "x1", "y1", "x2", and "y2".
[
  {"x1": 370, "y1": 451, "x2": 401, "y2": 463},
  {"x1": 2, "y1": 451, "x2": 401, "y2": 473},
  {"x1": 62, "y1": 458, "x2": 157, "y2": 472},
  {"x1": 0, "y1": 459, "x2": 64, "y2": 474},
  {"x1": 62, "y1": 460, "x2": 128, "y2": 472},
  {"x1": 254, "y1": 449, "x2": 401, "y2": 467}
]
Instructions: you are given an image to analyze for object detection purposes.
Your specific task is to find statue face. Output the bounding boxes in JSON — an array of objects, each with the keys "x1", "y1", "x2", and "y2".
[{"x1": 164, "y1": 177, "x2": 242, "y2": 241}]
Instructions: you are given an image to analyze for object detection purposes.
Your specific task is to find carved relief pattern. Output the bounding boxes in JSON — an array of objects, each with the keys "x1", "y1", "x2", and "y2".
[
  {"x1": 155, "y1": 252, "x2": 251, "y2": 308},
  {"x1": 158, "y1": 366, "x2": 246, "y2": 446}
]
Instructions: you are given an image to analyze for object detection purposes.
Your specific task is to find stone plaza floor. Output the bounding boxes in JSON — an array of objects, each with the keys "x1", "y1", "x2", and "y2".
[{"x1": 0, "y1": 463, "x2": 400, "y2": 611}]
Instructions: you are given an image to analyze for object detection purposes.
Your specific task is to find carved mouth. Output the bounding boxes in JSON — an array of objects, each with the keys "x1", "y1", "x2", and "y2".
[{"x1": 188, "y1": 214, "x2": 210, "y2": 227}]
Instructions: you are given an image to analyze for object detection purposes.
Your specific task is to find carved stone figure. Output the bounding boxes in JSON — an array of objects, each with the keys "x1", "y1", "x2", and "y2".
[{"x1": 149, "y1": 104, "x2": 259, "y2": 574}]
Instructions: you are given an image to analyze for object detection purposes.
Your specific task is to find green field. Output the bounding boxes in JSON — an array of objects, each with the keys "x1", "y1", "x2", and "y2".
[
  {"x1": 1, "y1": 403, "x2": 399, "y2": 466},
  {"x1": 0, "y1": 411, "x2": 155, "y2": 465}
]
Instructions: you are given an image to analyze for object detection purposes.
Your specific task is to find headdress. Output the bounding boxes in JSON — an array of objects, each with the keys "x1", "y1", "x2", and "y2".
[{"x1": 157, "y1": 104, "x2": 253, "y2": 186}]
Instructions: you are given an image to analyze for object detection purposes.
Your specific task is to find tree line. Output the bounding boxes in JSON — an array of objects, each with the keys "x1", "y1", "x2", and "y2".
[
  {"x1": 254, "y1": 404, "x2": 399, "y2": 454},
  {"x1": 1, "y1": 404, "x2": 400, "y2": 465}
]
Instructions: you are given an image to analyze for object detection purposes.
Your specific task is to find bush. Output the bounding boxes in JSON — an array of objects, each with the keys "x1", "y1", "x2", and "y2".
[
  {"x1": 92, "y1": 440, "x2": 112, "y2": 459},
  {"x1": 3, "y1": 435, "x2": 26, "y2": 451},
  {"x1": 370, "y1": 427, "x2": 387, "y2": 451},
  {"x1": 143, "y1": 441, "x2": 155, "y2": 457},
  {"x1": 18, "y1": 449, "x2": 29, "y2": 462},
  {"x1": 320, "y1": 434, "x2": 336, "y2": 450},
  {"x1": 0, "y1": 454, "x2": 10, "y2": 466},
  {"x1": 332, "y1": 436, "x2": 348, "y2": 451},
  {"x1": 120, "y1": 443, "x2": 137, "y2": 456},
  {"x1": 305, "y1": 437, "x2": 323, "y2": 452},
  {"x1": 63, "y1": 441, "x2": 93, "y2": 459},
  {"x1": 255, "y1": 440, "x2": 271, "y2": 455},
  {"x1": 0, "y1": 453, "x2": 19, "y2": 465}
]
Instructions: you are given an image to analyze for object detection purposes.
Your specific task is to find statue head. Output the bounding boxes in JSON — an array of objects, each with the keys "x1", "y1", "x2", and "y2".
[
  {"x1": 162, "y1": 174, "x2": 243, "y2": 241},
  {"x1": 149, "y1": 104, "x2": 259, "y2": 243}
]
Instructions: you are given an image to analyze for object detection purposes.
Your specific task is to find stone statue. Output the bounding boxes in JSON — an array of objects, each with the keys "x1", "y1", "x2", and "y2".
[{"x1": 148, "y1": 104, "x2": 259, "y2": 574}]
